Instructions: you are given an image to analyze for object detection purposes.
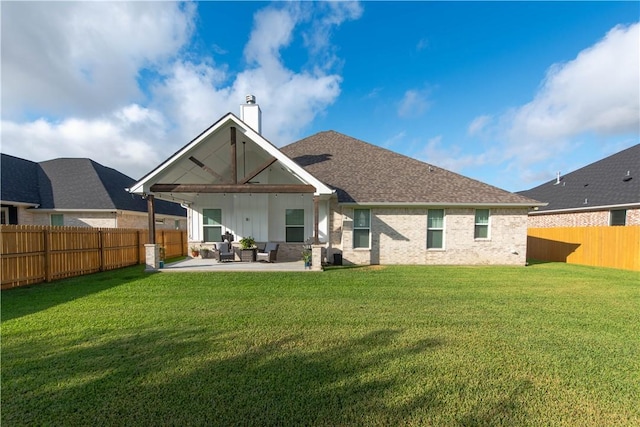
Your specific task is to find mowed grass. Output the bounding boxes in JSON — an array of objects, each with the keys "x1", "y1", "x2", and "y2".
[{"x1": 2, "y1": 263, "x2": 639, "y2": 426}]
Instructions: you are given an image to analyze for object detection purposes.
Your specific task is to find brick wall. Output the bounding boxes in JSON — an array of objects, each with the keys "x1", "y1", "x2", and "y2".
[
  {"x1": 332, "y1": 206, "x2": 528, "y2": 266},
  {"x1": 528, "y1": 208, "x2": 640, "y2": 228}
]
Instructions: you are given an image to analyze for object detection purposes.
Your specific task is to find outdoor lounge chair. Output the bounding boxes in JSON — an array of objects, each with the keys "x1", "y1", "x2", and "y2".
[
  {"x1": 256, "y1": 242, "x2": 279, "y2": 263},
  {"x1": 214, "y1": 241, "x2": 235, "y2": 262}
]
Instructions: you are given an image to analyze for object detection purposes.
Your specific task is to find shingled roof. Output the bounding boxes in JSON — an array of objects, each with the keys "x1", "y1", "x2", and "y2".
[
  {"x1": 518, "y1": 144, "x2": 640, "y2": 213},
  {"x1": 1, "y1": 154, "x2": 185, "y2": 216},
  {"x1": 281, "y1": 130, "x2": 540, "y2": 206}
]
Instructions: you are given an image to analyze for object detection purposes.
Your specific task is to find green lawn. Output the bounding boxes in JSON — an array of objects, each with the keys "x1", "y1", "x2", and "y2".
[{"x1": 2, "y1": 263, "x2": 639, "y2": 426}]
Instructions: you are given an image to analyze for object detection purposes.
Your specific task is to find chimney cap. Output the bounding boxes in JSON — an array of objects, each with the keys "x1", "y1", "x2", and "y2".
[{"x1": 246, "y1": 94, "x2": 256, "y2": 104}]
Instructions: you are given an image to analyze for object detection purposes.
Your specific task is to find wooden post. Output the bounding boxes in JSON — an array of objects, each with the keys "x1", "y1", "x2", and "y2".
[
  {"x1": 44, "y1": 228, "x2": 51, "y2": 283},
  {"x1": 98, "y1": 229, "x2": 105, "y2": 272},
  {"x1": 230, "y1": 126, "x2": 237, "y2": 184},
  {"x1": 147, "y1": 195, "x2": 156, "y2": 244},
  {"x1": 313, "y1": 195, "x2": 320, "y2": 244}
]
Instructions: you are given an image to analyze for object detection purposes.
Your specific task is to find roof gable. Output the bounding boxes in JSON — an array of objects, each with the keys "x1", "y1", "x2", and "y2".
[
  {"x1": 1, "y1": 154, "x2": 184, "y2": 216},
  {"x1": 518, "y1": 144, "x2": 640, "y2": 212},
  {"x1": 281, "y1": 131, "x2": 540, "y2": 206},
  {"x1": 129, "y1": 113, "x2": 333, "y2": 202}
]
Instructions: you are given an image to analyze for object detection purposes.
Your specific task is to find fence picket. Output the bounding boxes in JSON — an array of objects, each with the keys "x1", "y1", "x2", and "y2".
[
  {"x1": 1, "y1": 225, "x2": 187, "y2": 289},
  {"x1": 527, "y1": 226, "x2": 640, "y2": 271}
]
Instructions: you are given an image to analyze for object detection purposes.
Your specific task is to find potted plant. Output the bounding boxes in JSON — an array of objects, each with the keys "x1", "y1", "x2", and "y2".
[
  {"x1": 190, "y1": 246, "x2": 200, "y2": 258},
  {"x1": 200, "y1": 246, "x2": 211, "y2": 259},
  {"x1": 159, "y1": 246, "x2": 166, "y2": 268},
  {"x1": 239, "y1": 236, "x2": 257, "y2": 262},
  {"x1": 302, "y1": 249, "x2": 312, "y2": 269},
  {"x1": 239, "y1": 236, "x2": 256, "y2": 249}
]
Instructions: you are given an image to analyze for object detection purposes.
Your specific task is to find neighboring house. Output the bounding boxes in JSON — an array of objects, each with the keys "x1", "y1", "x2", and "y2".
[
  {"x1": 1, "y1": 154, "x2": 186, "y2": 229},
  {"x1": 130, "y1": 97, "x2": 543, "y2": 265},
  {"x1": 518, "y1": 144, "x2": 640, "y2": 227}
]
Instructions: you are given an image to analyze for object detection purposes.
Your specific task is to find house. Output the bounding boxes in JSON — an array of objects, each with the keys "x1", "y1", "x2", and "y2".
[
  {"x1": 130, "y1": 96, "x2": 543, "y2": 267},
  {"x1": 518, "y1": 144, "x2": 640, "y2": 227},
  {"x1": 1, "y1": 154, "x2": 186, "y2": 229}
]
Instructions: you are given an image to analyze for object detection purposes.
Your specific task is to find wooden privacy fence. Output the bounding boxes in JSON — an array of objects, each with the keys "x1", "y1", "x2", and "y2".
[
  {"x1": 1, "y1": 225, "x2": 187, "y2": 289},
  {"x1": 527, "y1": 226, "x2": 640, "y2": 271}
]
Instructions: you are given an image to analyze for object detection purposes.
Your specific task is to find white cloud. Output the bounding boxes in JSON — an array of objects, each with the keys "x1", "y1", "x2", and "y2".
[
  {"x1": 417, "y1": 135, "x2": 493, "y2": 172},
  {"x1": 1, "y1": 105, "x2": 167, "y2": 179},
  {"x1": 466, "y1": 22, "x2": 640, "y2": 187},
  {"x1": 397, "y1": 88, "x2": 431, "y2": 118},
  {"x1": 2, "y1": 1, "x2": 195, "y2": 120},
  {"x1": 504, "y1": 23, "x2": 639, "y2": 158},
  {"x1": 2, "y1": 2, "x2": 359, "y2": 177},
  {"x1": 467, "y1": 115, "x2": 492, "y2": 136}
]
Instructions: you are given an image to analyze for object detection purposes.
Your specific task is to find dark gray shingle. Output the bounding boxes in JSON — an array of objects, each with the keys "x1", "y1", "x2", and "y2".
[
  {"x1": 281, "y1": 131, "x2": 539, "y2": 205},
  {"x1": 518, "y1": 144, "x2": 640, "y2": 212}
]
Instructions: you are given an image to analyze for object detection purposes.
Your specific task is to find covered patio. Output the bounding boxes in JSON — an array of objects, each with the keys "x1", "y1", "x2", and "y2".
[
  {"x1": 159, "y1": 257, "x2": 310, "y2": 272},
  {"x1": 128, "y1": 98, "x2": 334, "y2": 272}
]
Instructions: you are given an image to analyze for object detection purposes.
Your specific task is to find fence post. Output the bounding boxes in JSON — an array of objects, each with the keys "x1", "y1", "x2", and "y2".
[
  {"x1": 98, "y1": 229, "x2": 105, "y2": 272},
  {"x1": 44, "y1": 228, "x2": 51, "y2": 283}
]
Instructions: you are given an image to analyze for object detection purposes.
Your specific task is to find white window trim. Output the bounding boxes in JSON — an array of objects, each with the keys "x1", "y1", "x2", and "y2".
[
  {"x1": 353, "y1": 208, "x2": 371, "y2": 249},
  {"x1": 427, "y1": 209, "x2": 445, "y2": 250},
  {"x1": 474, "y1": 209, "x2": 491, "y2": 240}
]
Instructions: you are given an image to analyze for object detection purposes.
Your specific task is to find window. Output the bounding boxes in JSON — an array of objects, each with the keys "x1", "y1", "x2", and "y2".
[
  {"x1": 286, "y1": 209, "x2": 304, "y2": 242},
  {"x1": 0, "y1": 207, "x2": 8, "y2": 225},
  {"x1": 353, "y1": 209, "x2": 371, "y2": 249},
  {"x1": 610, "y1": 209, "x2": 626, "y2": 226},
  {"x1": 474, "y1": 209, "x2": 490, "y2": 239},
  {"x1": 203, "y1": 209, "x2": 222, "y2": 242},
  {"x1": 50, "y1": 214, "x2": 64, "y2": 226},
  {"x1": 427, "y1": 209, "x2": 444, "y2": 249}
]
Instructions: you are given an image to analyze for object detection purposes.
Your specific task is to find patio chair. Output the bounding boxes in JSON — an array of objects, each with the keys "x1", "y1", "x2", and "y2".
[
  {"x1": 214, "y1": 241, "x2": 235, "y2": 262},
  {"x1": 256, "y1": 242, "x2": 279, "y2": 263}
]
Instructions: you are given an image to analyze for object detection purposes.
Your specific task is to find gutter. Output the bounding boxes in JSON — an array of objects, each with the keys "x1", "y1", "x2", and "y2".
[
  {"x1": 339, "y1": 202, "x2": 547, "y2": 208},
  {"x1": 529, "y1": 202, "x2": 640, "y2": 215}
]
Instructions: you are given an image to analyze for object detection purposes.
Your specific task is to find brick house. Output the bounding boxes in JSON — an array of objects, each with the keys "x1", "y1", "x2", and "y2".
[
  {"x1": 1, "y1": 154, "x2": 186, "y2": 229},
  {"x1": 130, "y1": 97, "x2": 542, "y2": 266},
  {"x1": 518, "y1": 144, "x2": 640, "y2": 227}
]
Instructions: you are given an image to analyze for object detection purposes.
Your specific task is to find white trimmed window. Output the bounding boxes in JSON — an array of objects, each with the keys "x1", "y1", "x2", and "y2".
[
  {"x1": 203, "y1": 209, "x2": 222, "y2": 242},
  {"x1": 353, "y1": 209, "x2": 371, "y2": 249},
  {"x1": 286, "y1": 209, "x2": 305, "y2": 242},
  {"x1": 427, "y1": 209, "x2": 444, "y2": 249},
  {"x1": 610, "y1": 209, "x2": 626, "y2": 226},
  {"x1": 474, "y1": 209, "x2": 490, "y2": 239}
]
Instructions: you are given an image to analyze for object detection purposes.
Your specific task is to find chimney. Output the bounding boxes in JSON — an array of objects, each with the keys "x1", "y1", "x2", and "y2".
[{"x1": 240, "y1": 94, "x2": 262, "y2": 134}]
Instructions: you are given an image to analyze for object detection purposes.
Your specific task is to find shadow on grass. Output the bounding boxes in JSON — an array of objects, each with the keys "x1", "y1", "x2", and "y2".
[
  {"x1": 1, "y1": 265, "x2": 150, "y2": 322},
  {"x1": 2, "y1": 326, "x2": 458, "y2": 425},
  {"x1": 2, "y1": 321, "x2": 534, "y2": 426}
]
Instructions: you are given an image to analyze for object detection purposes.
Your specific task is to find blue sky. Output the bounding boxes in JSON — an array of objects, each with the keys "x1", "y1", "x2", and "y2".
[{"x1": 2, "y1": 1, "x2": 638, "y2": 192}]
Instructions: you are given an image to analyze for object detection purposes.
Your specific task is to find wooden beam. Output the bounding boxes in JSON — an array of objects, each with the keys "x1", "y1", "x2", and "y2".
[
  {"x1": 239, "y1": 157, "x2": 277, "y2": 184},
  {"x1": 230, "y1": 127, "x2": 237, "y2": 184},
  {"x1": 150, "y1": 184, "x2": 315, "y2": 193},
  {"x1": 147, "y1": 195, "x2": 156, "y2": 244},
  {"x1": 188, "y1": 156, "x2": 227, "y2": 182}
]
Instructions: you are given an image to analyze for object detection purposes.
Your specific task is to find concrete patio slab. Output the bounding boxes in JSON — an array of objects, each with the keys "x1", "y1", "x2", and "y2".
[{"x1": 159, "y1": 258, "x2": 311, "y2": 272}]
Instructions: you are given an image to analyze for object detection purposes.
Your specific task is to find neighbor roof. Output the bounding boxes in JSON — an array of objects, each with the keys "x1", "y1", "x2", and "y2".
[
  {"x1": 1, "y1": 154, "x2": 41, "y2": 206},
  {"x1": 1, "y1": 154, "x2": 185, "y2": 216},
  {"x1": 518, "y1": 144, "x2": 640, "y2": 213},
  {"x1": 281, "y1": 131, "x2": 541, "y2": 206}
]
